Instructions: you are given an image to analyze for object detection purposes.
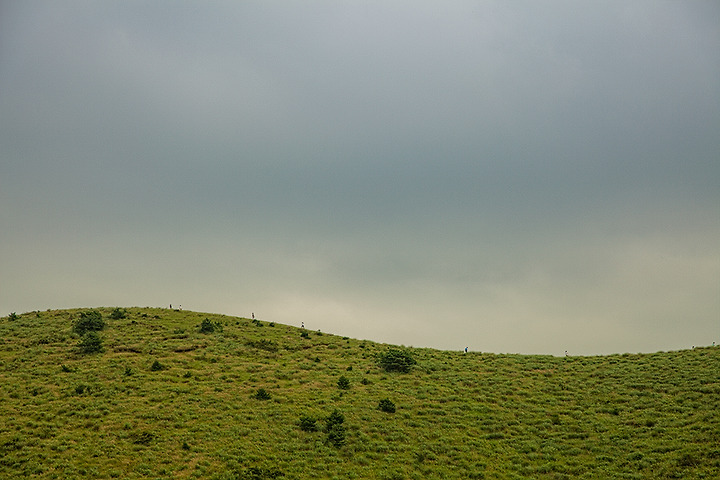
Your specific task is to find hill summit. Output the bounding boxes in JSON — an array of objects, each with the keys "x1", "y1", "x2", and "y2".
[{"x1": 1, "y1": 307, "x2": 718, "y2": 479}]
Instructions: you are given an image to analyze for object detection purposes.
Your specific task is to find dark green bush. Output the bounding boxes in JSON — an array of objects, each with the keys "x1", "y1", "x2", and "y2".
[
  {"x1": 246, "y1": 339, "x2": 278, "y2": 352},
  {"x1": 254, "y1": 388, "x2": 271, "y2": 400},
  {"x1": 326, "y1": 423, "x2": 347, "y2": 447},
  {"x1": 75, "y1": 384, "x2": 89, "y2": 395},
  {"x1": 131, "y1": 431, "x2": 156, "y2": 445},
  {"x1": 199, "y1": 318, "x2": 216, "y2": 333},
  {"x1": 377, "y1": 348, "x2": 417, "y2": 373},
  {"x1": 337, "y1": 375, "x2": 350, "y2": 390},
  {"x1": 74, "y1": 310, "x2": 105, "y2": 335},
  {"x1": 150, "y1": 360, "x2": 164, "y2": 371},
  {"x1": 8, "y1": 312, "x2": 19, "y2": 321},
  {"x1": 78, "y1": 331, "x2": 104, "y2": 354},
  {"x1": 379, "y1": 398, "x2": 396, "y2": 413},
  {"x1": 300, "y1": 331, "x2": 310, "y2": 339},
  {"x1": 325, "y1": 409, "x2": 346, "y2": 446},
  {"x1": 299, "y1": 415, "x2": 318, "y2": 432},
  {"x1": 109, "y1": 307, "x2": 127, "y2": 320},
  {"x1": 325, "y1": 410, "x2": 344, "y2": 429}
]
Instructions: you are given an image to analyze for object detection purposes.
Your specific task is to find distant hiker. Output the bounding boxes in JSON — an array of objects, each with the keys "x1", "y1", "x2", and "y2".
[
  {"x1": 464, "y1": 347, "x2": 468, "y2": 353},
  {"x1": 301, "y1": 322, "x2": 305, "y2": 329},
  {"x1": 252, "y1": 313, "x2": 255, "y2": 320},
  {"x1": 565, "y1": 350, "x2": 568, "y2": 357}
]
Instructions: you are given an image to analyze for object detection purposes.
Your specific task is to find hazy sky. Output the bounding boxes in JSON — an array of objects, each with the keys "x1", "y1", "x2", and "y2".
[{"x1": 1, "y1": 1, "x2": 718, "y2": 355}]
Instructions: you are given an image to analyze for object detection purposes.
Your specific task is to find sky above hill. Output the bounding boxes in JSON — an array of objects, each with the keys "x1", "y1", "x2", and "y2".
[{"x1": 1, "y1": 1, "x2": 718, "y2": 355}]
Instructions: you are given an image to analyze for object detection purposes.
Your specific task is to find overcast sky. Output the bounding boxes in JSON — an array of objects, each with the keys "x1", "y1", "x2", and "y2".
[{"x1": 1, "y1": 1, "x2": 718, "y2": 355}]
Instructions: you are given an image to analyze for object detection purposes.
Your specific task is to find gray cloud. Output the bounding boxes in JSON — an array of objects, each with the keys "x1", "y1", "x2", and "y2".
[{"x1": 1, "y1": 1, "x2": 718, "y2": 354}]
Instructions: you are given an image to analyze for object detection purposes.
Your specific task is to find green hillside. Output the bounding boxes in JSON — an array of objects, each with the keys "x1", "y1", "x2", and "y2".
[{"x1": 1, "y1": 308, "x2": 718, "y2": 479}]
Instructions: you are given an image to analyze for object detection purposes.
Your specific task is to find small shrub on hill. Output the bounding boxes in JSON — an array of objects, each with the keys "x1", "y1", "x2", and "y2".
[
  {"x1": 131, "y1": 431, "x2": 156, "y2": 445},
  {"x1": 299, "y1": 415, "x2": 318, "y2": 432},
  {"x1": 326, "y1": 423, "x2": 347, "y2": 447},
  {"x1": 325, "y1": 410, "x2": 345, "y2": 430},
  {"x1": 325, "y1": 410, "x2": 347, "y2": 447},
  {"x1": 109, "y1": 307, "x2": 127, "y2": 320},
  {"x1": 75, "y1": 384, "x2": 90, "y2": 395},
  {"x1": 337, "y1": 375, "x2": 351, "y2": 390},
  {"x1": 74, "y1": 310, "x2": 105, "y2": 335},
  {"x1": 8, "y1": 312, "x2": 19, "y2": 321},
  {"x1": 199, "y1": 318, "x2": 223, "y2": 334},
  {"x1": 254, "y1": 388, "x2": 271, "y2": 400},
  {"x1": 379, "y1": 398, "x2": 396, "y2": 413},
  {"x1": 78, "y1": 331, "x2": 104, "y2": 354},
  {"x1": 377, "y1": 348, "x2": 417, "y2": 373},
  {"x1": 150, "y1": 360, "x2": 164, "y2": 371},
  {"x1": 247, "y1": 339, "x2": 279, "y2": 352}
]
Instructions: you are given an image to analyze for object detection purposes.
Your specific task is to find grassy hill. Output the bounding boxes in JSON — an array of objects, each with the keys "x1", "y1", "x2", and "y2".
[{"x1": 1, "y1": 307, "x2": 718, "y2": 479}]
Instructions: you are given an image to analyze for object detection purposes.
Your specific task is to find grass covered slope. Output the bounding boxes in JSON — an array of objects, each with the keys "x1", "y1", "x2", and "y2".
[{"x1": 1, "y1": 308, "x2": 718, "y2": 479}]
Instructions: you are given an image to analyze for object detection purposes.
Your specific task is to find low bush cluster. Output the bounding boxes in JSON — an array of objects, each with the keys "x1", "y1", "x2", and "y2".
[
  {"x1": 297, "y1": 410, "x2": 347, "y2": 447},
  {"x1": 298, "y1": 415, "x2": 318, "y2": 432},
  {"x1": 199, "y1": 318, "x2": 223, "y2": 334},
  {"x1": 379, "y1": 398, "x2": 396, "y2": 413},
  {"x1": 74, "y1": 384, "x2": 90, "y2": 395},
  {"x1": 150, "y1": 360, "x2": 164, "y2": 371},
  {"x1": 109, "y1": 307, "x2": 127, "y2": 320},
  {"x1": 325, "y1": 410, "x2": 347, "y2": 447},
  {"x1": 337, "y1": 375, "x2": 350, "y2": 390},
  {"x1": 377, "y1": 348, "x2": 417, "y2": 373},
  {"x1": 254, "y1": 388, "x2": 271, "y2": 400},
  {"x1": 73, "y1": 310, "x2": 105, "y2": 336},
  {"x1": 247, "y1": 339, "x2": 279, "y2": 352},
  {"x1": 78, "y1": 331, "x2": 104, "y2": 354},
  {"x1": 131, "y1": 431, "x2": 156, "y2": 445}
]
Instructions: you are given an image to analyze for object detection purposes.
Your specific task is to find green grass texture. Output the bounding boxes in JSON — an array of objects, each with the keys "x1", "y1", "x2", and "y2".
[{"x1": 1, "y1": 308, "x2": 718, "y2": 479}]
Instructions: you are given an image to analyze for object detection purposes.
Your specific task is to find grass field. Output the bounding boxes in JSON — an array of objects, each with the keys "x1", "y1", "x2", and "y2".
[{"x1": 1, "y1": 308, "x2": 718, "y2": 479}]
